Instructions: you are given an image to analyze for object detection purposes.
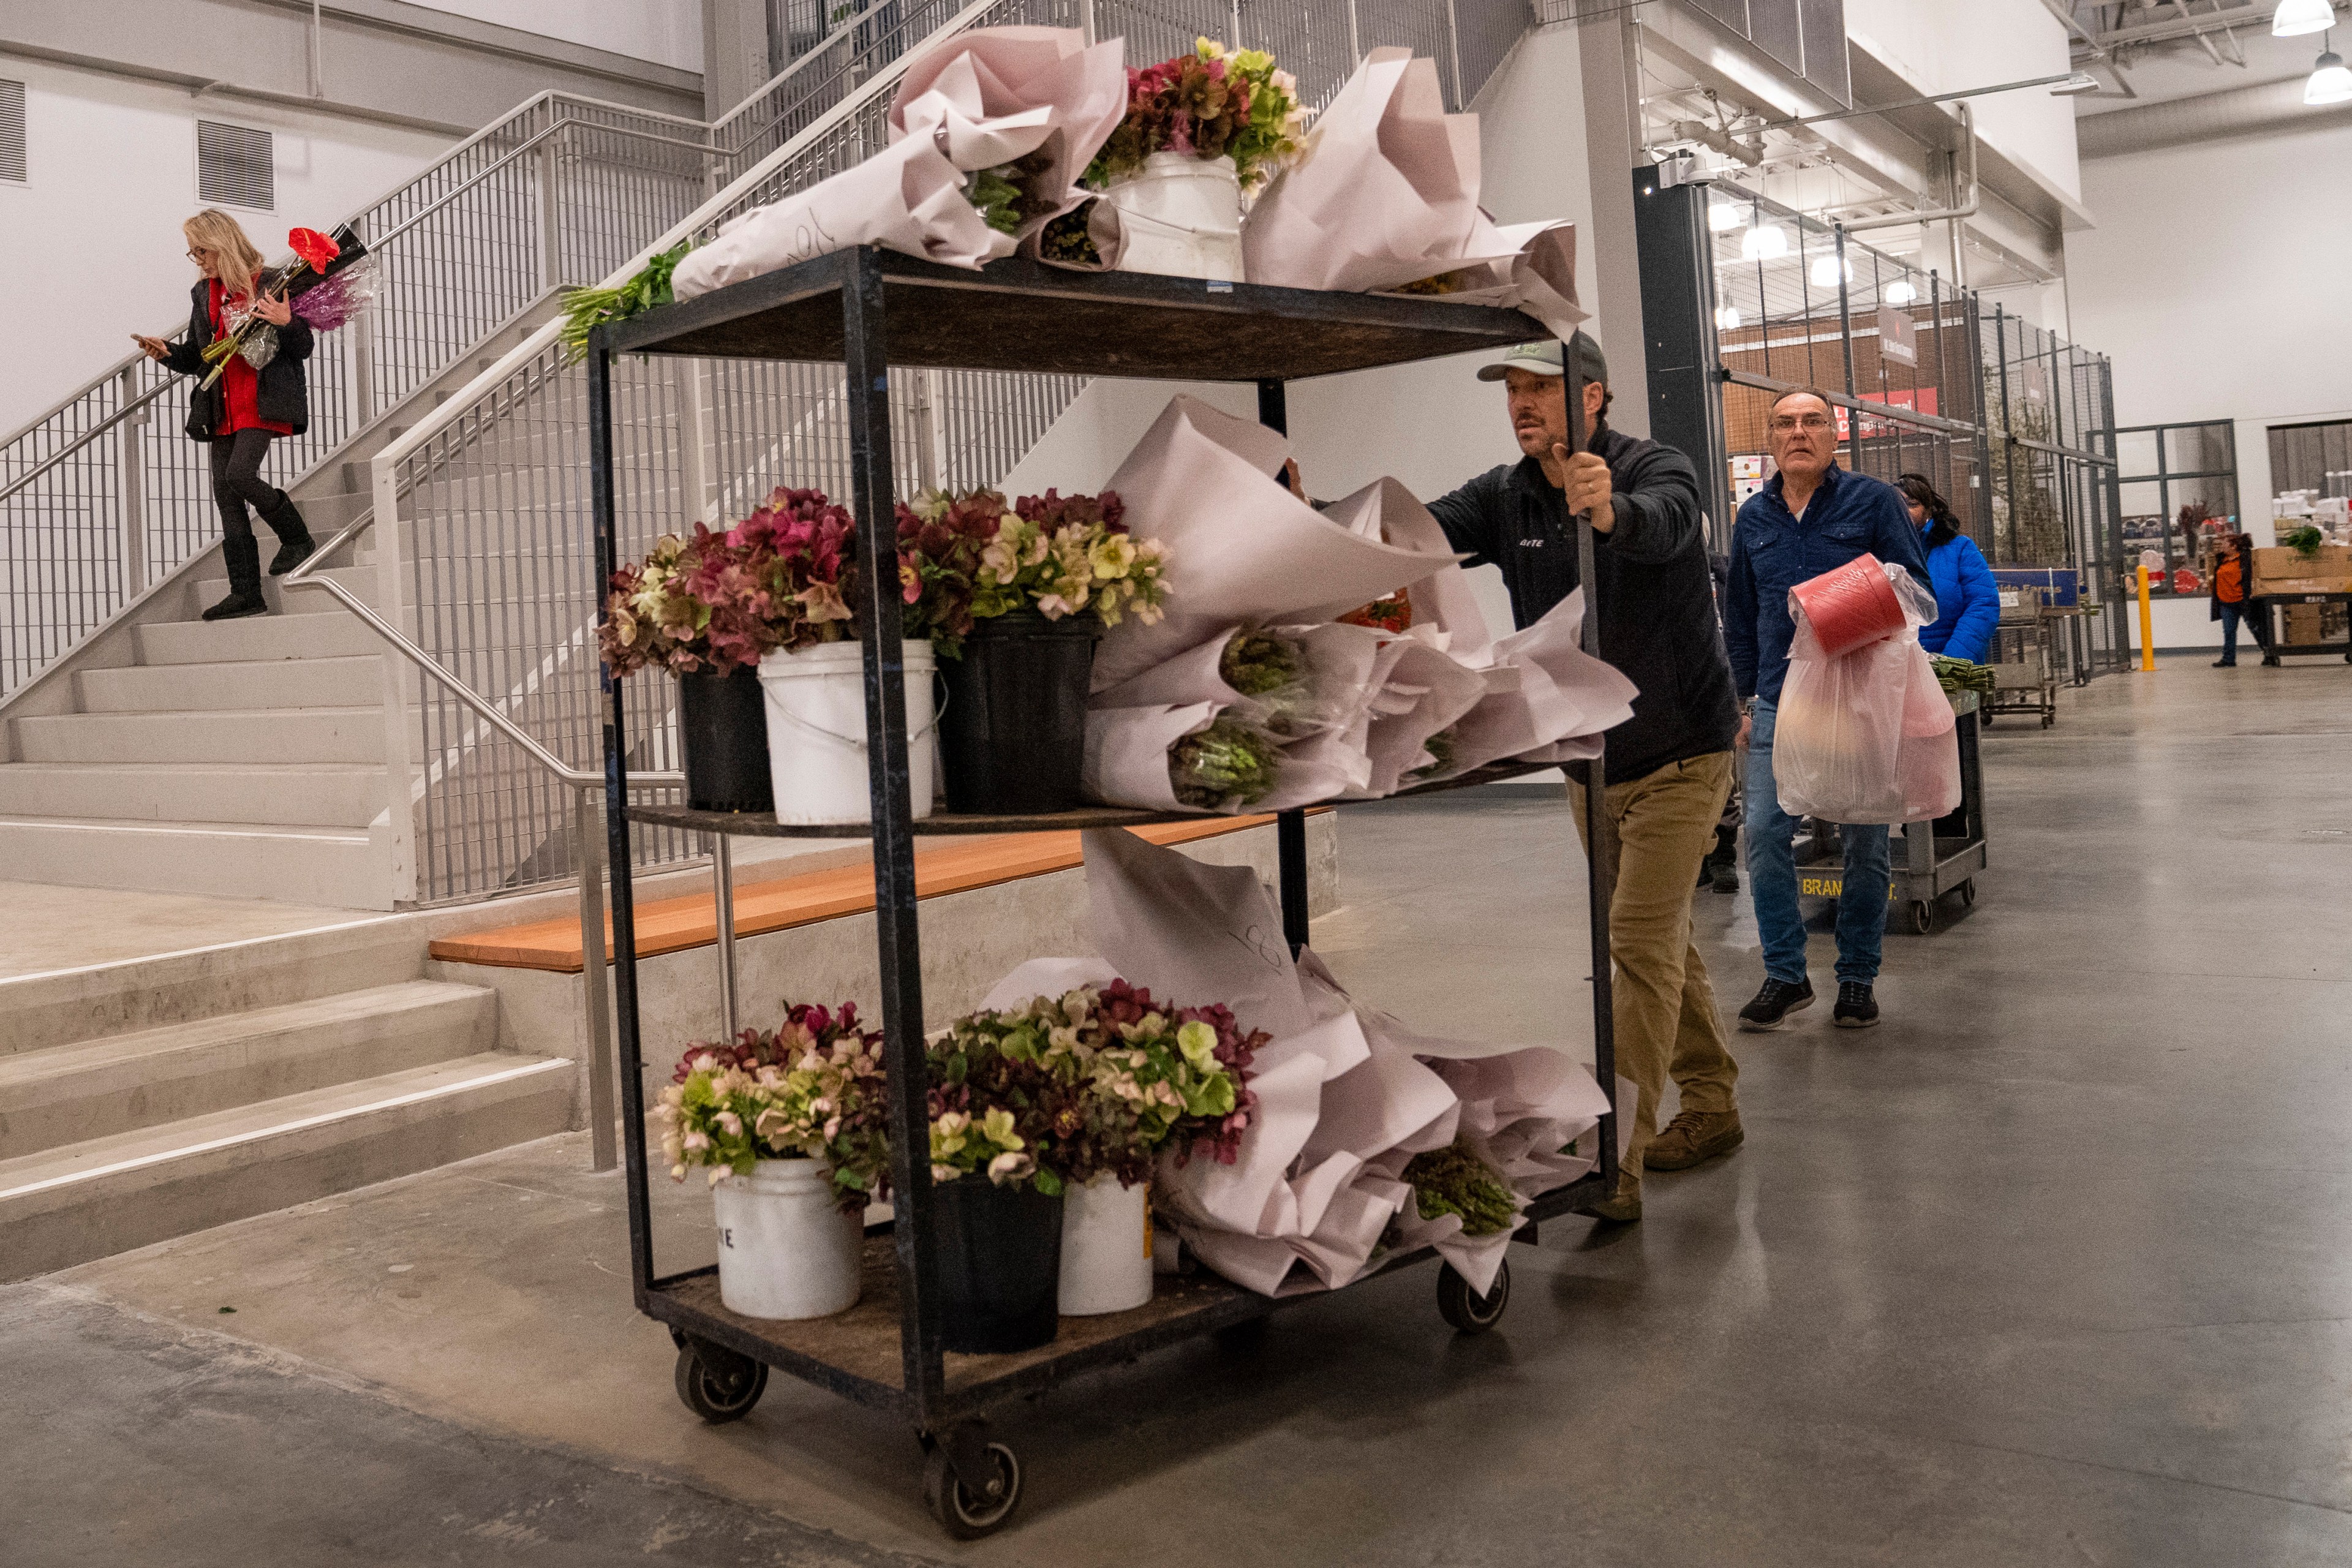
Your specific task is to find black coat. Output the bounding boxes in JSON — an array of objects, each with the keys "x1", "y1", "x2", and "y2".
[
  {"x1": 1427, "y1": 426, "x2": 1741, "y2": 786},
  {"x1": 160, "y1": 280, "x2": 314, "y2": 440}
]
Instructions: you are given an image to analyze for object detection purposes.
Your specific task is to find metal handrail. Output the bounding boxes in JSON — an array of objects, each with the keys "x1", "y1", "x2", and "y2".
[{"x1": 0, "y1": 380, "x2": 175, "y2": 507}]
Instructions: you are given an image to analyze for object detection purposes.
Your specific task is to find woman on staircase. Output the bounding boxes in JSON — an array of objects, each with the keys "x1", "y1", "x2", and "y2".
[{"x1": 132, "y1": 209, "x2": 316, "y2": 620}]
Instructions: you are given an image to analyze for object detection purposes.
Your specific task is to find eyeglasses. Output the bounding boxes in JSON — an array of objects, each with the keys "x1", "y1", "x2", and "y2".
[
  {"x1": 1769, "y1": 414, "x2": 1834, "y2": 432},
  {"x1": 187, "y1": 249, "x2": 210, "y2": 262}
]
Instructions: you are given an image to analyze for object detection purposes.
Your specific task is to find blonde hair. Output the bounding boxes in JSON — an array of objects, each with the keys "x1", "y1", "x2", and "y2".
[{"x1": 183, "y1": 209, "x2": 266, "y2": 297}]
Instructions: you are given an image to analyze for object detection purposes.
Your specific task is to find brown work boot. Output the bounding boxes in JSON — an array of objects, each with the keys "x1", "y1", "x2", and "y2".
[
  {"x1": 1579, "y1": 1175, "x2": 1642, "y2": 1224},
  {"x1": 1644, "y1": 1108, "x2": 1744, "y2": 1171}
]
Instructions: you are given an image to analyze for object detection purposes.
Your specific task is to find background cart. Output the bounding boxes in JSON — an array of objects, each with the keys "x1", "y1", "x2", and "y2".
[{"x1": 589, "y1": 249, "x2": 1624, "y2": 1539}]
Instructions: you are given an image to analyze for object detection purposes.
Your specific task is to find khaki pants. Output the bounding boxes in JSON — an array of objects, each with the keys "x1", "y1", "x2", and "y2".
[{"x1": 1566, "y1": 750, "x2": 1740, "y2": 1194}]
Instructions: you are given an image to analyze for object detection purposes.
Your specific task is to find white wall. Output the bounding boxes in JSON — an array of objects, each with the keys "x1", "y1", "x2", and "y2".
[
  {"x1": 1844, "y1": 0, "x2": 2079, "y2": 205},
  {"x1": 2, "y1": 59, "x2": 451, "y2": 439},
  {"x1": 401, "y1": 0, "x2": 706, "y2": 72},
  {"x1": 2065, "y1": 118, "x2": 2352, "y2": 646}
]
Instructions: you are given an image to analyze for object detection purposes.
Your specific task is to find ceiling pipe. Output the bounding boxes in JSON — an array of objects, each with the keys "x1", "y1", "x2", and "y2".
[
  {"x1": 2076, "y1": 69, "x2": 2352, "y2": 154},
  {"x1": 1836, "y1": 102, "x2": 1978, "y2": 231}
]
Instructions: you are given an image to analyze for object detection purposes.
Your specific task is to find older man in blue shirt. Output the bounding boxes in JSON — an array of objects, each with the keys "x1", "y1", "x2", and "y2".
[{"x1": 1724, "y1": 388, "x2": 1933, "y2": 1033}]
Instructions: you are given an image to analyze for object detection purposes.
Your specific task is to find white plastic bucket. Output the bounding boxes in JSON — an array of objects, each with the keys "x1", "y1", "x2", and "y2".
[
  {"x1": 1057, "y1": 1173, "x2": 1153, "y2": 1315},
  {"x1": 756, "y1": 639, "x2": 938, "y2": 826},
  {"x1": 1103, "y1": 152, "x2": 1244, "y2": 282},
  {"x1": 711, "y1": 1157, "x2": 864, "y2": 1320}
]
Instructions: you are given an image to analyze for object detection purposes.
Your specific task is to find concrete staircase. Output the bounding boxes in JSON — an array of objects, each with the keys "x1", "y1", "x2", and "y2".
[
  {"x1": 0, "y1": 927, "x2": 573, "y2": 1281},
  {"x1": 0, "y1": 298, "x2": 562, "y2": 910}
]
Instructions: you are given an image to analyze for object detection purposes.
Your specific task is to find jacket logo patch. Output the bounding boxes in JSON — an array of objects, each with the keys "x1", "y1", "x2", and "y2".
[{"x1": 1518, "y1": 538, "x2": 1546, "y2": 548}]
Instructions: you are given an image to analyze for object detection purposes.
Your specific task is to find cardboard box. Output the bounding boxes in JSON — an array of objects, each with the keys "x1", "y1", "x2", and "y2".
[
  {"x1": 2251, "y1": 545, "x2": 2352, "y2": 594},
  {"x1": 2285, "y1": 605, "x2": 2325, "y2": 644}
]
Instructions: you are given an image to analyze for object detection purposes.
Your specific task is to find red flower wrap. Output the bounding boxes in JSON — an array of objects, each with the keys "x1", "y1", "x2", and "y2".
[{"x1": 288, "y1": 227, "x2": 341, "y2": 272}]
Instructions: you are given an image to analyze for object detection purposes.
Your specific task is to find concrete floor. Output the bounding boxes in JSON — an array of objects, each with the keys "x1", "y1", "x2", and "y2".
[{"x1": 11, "y1": 656, "x2": 2352, "y2": 1565}]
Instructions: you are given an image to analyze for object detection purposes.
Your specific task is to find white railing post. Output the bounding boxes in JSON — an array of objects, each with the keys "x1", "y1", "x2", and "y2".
[
  {"x1": 538, "y1": 113, "x2": 565, "y2": 292},
  {"x1": 372, "y1": 453, "x2": 420, "y2": 904},
  {"x1": 352, "y1": 312, "x2": 377, "y2": 429},
  {"x1": 116, "y1": 367, "x2": 148, "y2": 600},
  {"x1": 918, "y1": 368, "x2": 948, "y2": 491},
  {"x1": 1347, "y1": 0, "x2": 1363, "y2": 68},
  {"x1": 1444, "y1": 0, "x2": 1465, "y2": 109}
]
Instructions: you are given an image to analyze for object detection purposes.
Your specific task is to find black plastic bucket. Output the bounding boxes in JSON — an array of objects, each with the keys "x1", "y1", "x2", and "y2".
[
  {"x1": 677, "y1": 666, "x2": 774, "y2": 814},
  {"x1": 927, "y1": 1175, "x2": 1065, "y2": 1354},
  {"x1": 938, "y1": 611, "x2": 1098, "y2": 815}
]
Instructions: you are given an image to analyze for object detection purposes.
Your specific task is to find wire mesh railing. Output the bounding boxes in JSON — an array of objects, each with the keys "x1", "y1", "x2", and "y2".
[{"x1": 1706, "y1": 177, "x2": 2125, "y2": 682}]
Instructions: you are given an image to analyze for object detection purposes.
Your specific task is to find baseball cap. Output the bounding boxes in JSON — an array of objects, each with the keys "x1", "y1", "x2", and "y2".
[{"x1": 1476, "y1": 330, "x2": 1608, "y2": 385}]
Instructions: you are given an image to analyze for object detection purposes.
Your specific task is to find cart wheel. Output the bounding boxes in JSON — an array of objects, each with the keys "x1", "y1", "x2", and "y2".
[
  {"x1": 1436, "y1": 1259, "x2": 1510, "y2": 1334},
  {"x1": 674, "y1": 1338, "x2": 767, "y2": 1424},
  {"x1": 2263, "y1": 655, "x2": 2281, "y2": 667},
  {"x1": 2041, "y1": 712, "x2": 2054, "y2": 729},
  {"x1": 1958, "y1": 878, "x2": 1976, "y2": 908},
  {"x1": 924, "y1": 1438, "x2": 1023, "y2": 1539},
  {"x1": 1907, "y1": 901, "x2": 1935, "y2": 935}
]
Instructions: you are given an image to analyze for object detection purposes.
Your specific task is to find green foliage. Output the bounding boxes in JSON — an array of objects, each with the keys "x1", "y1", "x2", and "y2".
[
  {"x1": 557, "y1": 242, "x2": 691, "y2": 364},
  {"x1": 1170, "y1": 717, "x2": 1278, "y2": 810},
  {"x1": 1404, "y1": 1140, "x2": 1517, "y2": 1237}
]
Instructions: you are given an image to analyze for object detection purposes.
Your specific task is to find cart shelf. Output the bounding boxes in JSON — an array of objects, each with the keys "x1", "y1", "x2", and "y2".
[
  {"x1": 589, "y1": 245, "x2": 1619, "y2": 1540},
  {"x1": 643, "y1": 1174, "x2": 1605, "y2": 1428},
  {"x1": 604, "y1": 251, "x2": 1547, "y2": 378},
  {"x1": 623, "y1": 762, "x2": 1562, "y2": 839}
]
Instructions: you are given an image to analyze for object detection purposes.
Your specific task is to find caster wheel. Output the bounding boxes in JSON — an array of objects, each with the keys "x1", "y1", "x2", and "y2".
[
  {"x1": 924, "y1": 1438, "x2": 1023, "y2": 1539},
  {"x1": 1958, "y1": 878, "x2": 1976, "y2": 908},
  {"x1": 1907, "y1": 901, "x2": 1934, "y2": 936},
  {"x1": 2041, "y1": 714, "x2": 2053, "y2": 729},
  {"x1": 674, "y1": 1338, "x2": 766, "y2": 1424},
  {"x1": 1436, "y1": 1259, "x2": 1510, "y2": 1335}
]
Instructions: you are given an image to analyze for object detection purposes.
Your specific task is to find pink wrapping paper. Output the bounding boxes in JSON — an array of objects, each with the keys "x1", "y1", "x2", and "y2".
[
  {"x1": 1037, "y1": 828, "x2": 1606, "y2": 1296},
  {"x1": 1091, "y1": 396, "x2": 1467, "y2": 689},
  {"x1": 674, "y1": 28, "x2": 1123, "y2": 297},
  {"x1": 1240, "y1": 49, "x2": 1587, "y2": 338},
  {"x1": 1423, "y1": 587, "x2": 1638, "y2": 779}
]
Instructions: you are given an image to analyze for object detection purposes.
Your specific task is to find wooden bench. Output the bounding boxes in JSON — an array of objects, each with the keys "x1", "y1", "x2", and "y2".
[{"x1": 428, "y1": 816, "x2": 1282, "y2": 974}]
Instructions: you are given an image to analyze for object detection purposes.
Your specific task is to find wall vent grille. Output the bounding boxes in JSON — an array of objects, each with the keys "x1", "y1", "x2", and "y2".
[
  {"x1": 0, "y1": 80, "x2": 25, "y2": 184},
  {"x1": 197, "y1": 119, "x2": 273, "y2": 209}
]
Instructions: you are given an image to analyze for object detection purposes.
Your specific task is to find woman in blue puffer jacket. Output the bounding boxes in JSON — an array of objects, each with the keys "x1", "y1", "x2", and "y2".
[{"x1": 1896, "y1": 473, "x2": 1999, "y2": 663}]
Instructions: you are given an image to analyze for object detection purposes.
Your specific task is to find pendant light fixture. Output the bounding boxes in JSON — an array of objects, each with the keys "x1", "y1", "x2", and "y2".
[
  {"x1": 2308, "y1": 32, "x2": 2352, "y2": 104},
  {"x1": 1715, "y1": 305, "x2": 1742, "y2": 330},
  {"x1": 1885, "y1": 280, "x2": 1919, "y2": 306},
  {"x1": 1809, "y1": 254, "x2": 1854, "y2": 288},
  {"x1": 1741, "y1": 223, "x2": 1790, "y2": 262},
  {"x1": 1708, "y1": 202, "x2": 1744, "y2": 232},
  {"x1": 2273, "y1": 0, "x2": 2335, "y2": 37}
]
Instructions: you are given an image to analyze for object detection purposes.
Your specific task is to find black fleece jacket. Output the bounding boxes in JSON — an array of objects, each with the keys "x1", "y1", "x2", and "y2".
[
  {"x1": 160, "y1": 280, "x2": 315, "y2": 440},
  {"x1": 1426, "y1": 425, "x2": 1740, "y2": 786}
]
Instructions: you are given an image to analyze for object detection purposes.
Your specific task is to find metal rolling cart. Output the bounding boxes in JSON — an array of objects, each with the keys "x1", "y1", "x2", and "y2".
[
  {"x1": 2249, "y1": 590, "x2": 2352, "y2": 666},
  {"x1": 588, "y1": 249, "x2": 1623, "y2": 1540},
  {"x1": 1791, "y1": 689, "x2": 1988, "y2": 936},
  {"x1": 1984, "y1": 586, "x2": 2058, "y2": 728}
]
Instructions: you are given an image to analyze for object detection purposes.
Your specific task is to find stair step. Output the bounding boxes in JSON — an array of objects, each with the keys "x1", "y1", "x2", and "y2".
[
  {"x1": 0, "y1": 981, "x2": 497, "y2": 1159},
  {"x1": 0, "y1": 1051, "x2": 573, "y2": 1281},
  {"x1": 135, "y1": 614, "x2": 387, "y2": 666},
  {"x1": 179, "y1": 565, "x2": 374, "y2": 619},
  {"x1": 75, "y1": 654, "x2": 383, "y2": 714},
  {"x1": 0, "y1": 816, "x2": 385, "y2": 907},
  {"x1": 17, "y1": 706, "x2": 391, "y2": 765},
  {"x1": 0, "y1": 761, "x2": 386, "y2": 827}
]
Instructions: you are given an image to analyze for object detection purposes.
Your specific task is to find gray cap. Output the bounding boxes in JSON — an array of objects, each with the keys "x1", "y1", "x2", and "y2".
[{"x1": 1477, "y1": 330, "x2": 1607, "y2": 385}]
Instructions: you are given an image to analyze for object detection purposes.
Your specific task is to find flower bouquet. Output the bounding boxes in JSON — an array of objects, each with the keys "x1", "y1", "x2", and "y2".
[
  {"x1": 655, "y1": 1001, "x2": 889, "y2": 1320},
  {"x1": 671, "y1": 28, "x2": 1126, "y2": 303},
  {"x1": 557, "y1": 240, "x2": 690, "y2": 364},
  {"x1": 597, "y1": 489, "x2": 866, "y2": 815},
  {"x1": 1036, "y1": 38, "x2": 1305, "y2": 279},
  {"x1": 200, "y1": 223, "x2": 375, "y2": 388},
  {"x1": 897, "y1": 485, "x2": 1167, "y2": 813}
]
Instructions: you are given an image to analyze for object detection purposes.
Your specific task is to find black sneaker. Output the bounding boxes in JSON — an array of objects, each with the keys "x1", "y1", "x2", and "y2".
[
  {"x1": 1738, "y1": 978, "x2": 1813, "y2": 1031},
  {"x1": 1833, "y1": 982, "x2": 1880, "y2": 1029},
  {"x1": 1711, "y1": 862, "x2": 1740, "y2": 894}
]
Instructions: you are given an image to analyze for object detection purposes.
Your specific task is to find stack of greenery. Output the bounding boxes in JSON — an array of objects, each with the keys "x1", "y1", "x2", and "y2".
[
  {"x1": 1403, "y1": 1138, "x2": 1518, "y2": 1238},
  {"x1": 1928, "y1": 654, "x2": 1997, "y2": 697},
  {"x1": 928, "y1": 981, "x2": 1266, "y2": 1193}
]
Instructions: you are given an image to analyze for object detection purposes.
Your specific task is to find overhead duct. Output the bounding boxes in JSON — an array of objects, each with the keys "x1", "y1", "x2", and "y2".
[{"x1": 2077, "y1": 72, "x2": 2352, "y2": 156}]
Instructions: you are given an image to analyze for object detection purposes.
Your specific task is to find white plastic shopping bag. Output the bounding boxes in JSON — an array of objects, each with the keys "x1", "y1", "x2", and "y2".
[{"x1": 1773, "y1": 562, "x2": 1960, "y2": 824}]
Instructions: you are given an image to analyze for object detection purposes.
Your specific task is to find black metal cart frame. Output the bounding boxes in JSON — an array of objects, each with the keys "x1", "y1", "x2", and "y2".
[
  {"x1": 588, "y1": 248, "x2": 1621, "y2": 1533},
  {"x1": 2248, "y1": 590, "x2": 2352, "y2": 666}
]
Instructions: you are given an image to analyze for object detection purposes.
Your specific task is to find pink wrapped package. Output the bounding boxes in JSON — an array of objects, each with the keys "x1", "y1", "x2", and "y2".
[{"x1": 1240, "y1": 48, "x2": 1585, "y2": 337}]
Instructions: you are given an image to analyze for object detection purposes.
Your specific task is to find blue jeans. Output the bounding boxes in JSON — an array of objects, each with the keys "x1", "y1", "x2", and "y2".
[
  {"x1": 2218, "y1": 600, "x2": 2253, "y2": 663},
  {"x1": 1744, "y1": 696, "x2": 1891, "y2": 987}
]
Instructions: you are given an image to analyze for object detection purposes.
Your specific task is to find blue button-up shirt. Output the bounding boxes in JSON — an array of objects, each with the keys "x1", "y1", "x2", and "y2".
[{"x1": 1725, "y1": 462, "x2": 1935, "y2": 702}]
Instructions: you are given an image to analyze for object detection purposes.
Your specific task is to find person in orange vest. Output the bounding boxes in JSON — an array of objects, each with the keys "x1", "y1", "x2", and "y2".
[{"x1": 2209, "y1": 533, "x2": 2261, "y2": 668}]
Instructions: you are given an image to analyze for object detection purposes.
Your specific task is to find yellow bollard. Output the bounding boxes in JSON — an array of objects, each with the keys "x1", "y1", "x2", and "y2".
[{"x1": 2136, "y1": 562, "x2": 2156, "y2": 672}]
